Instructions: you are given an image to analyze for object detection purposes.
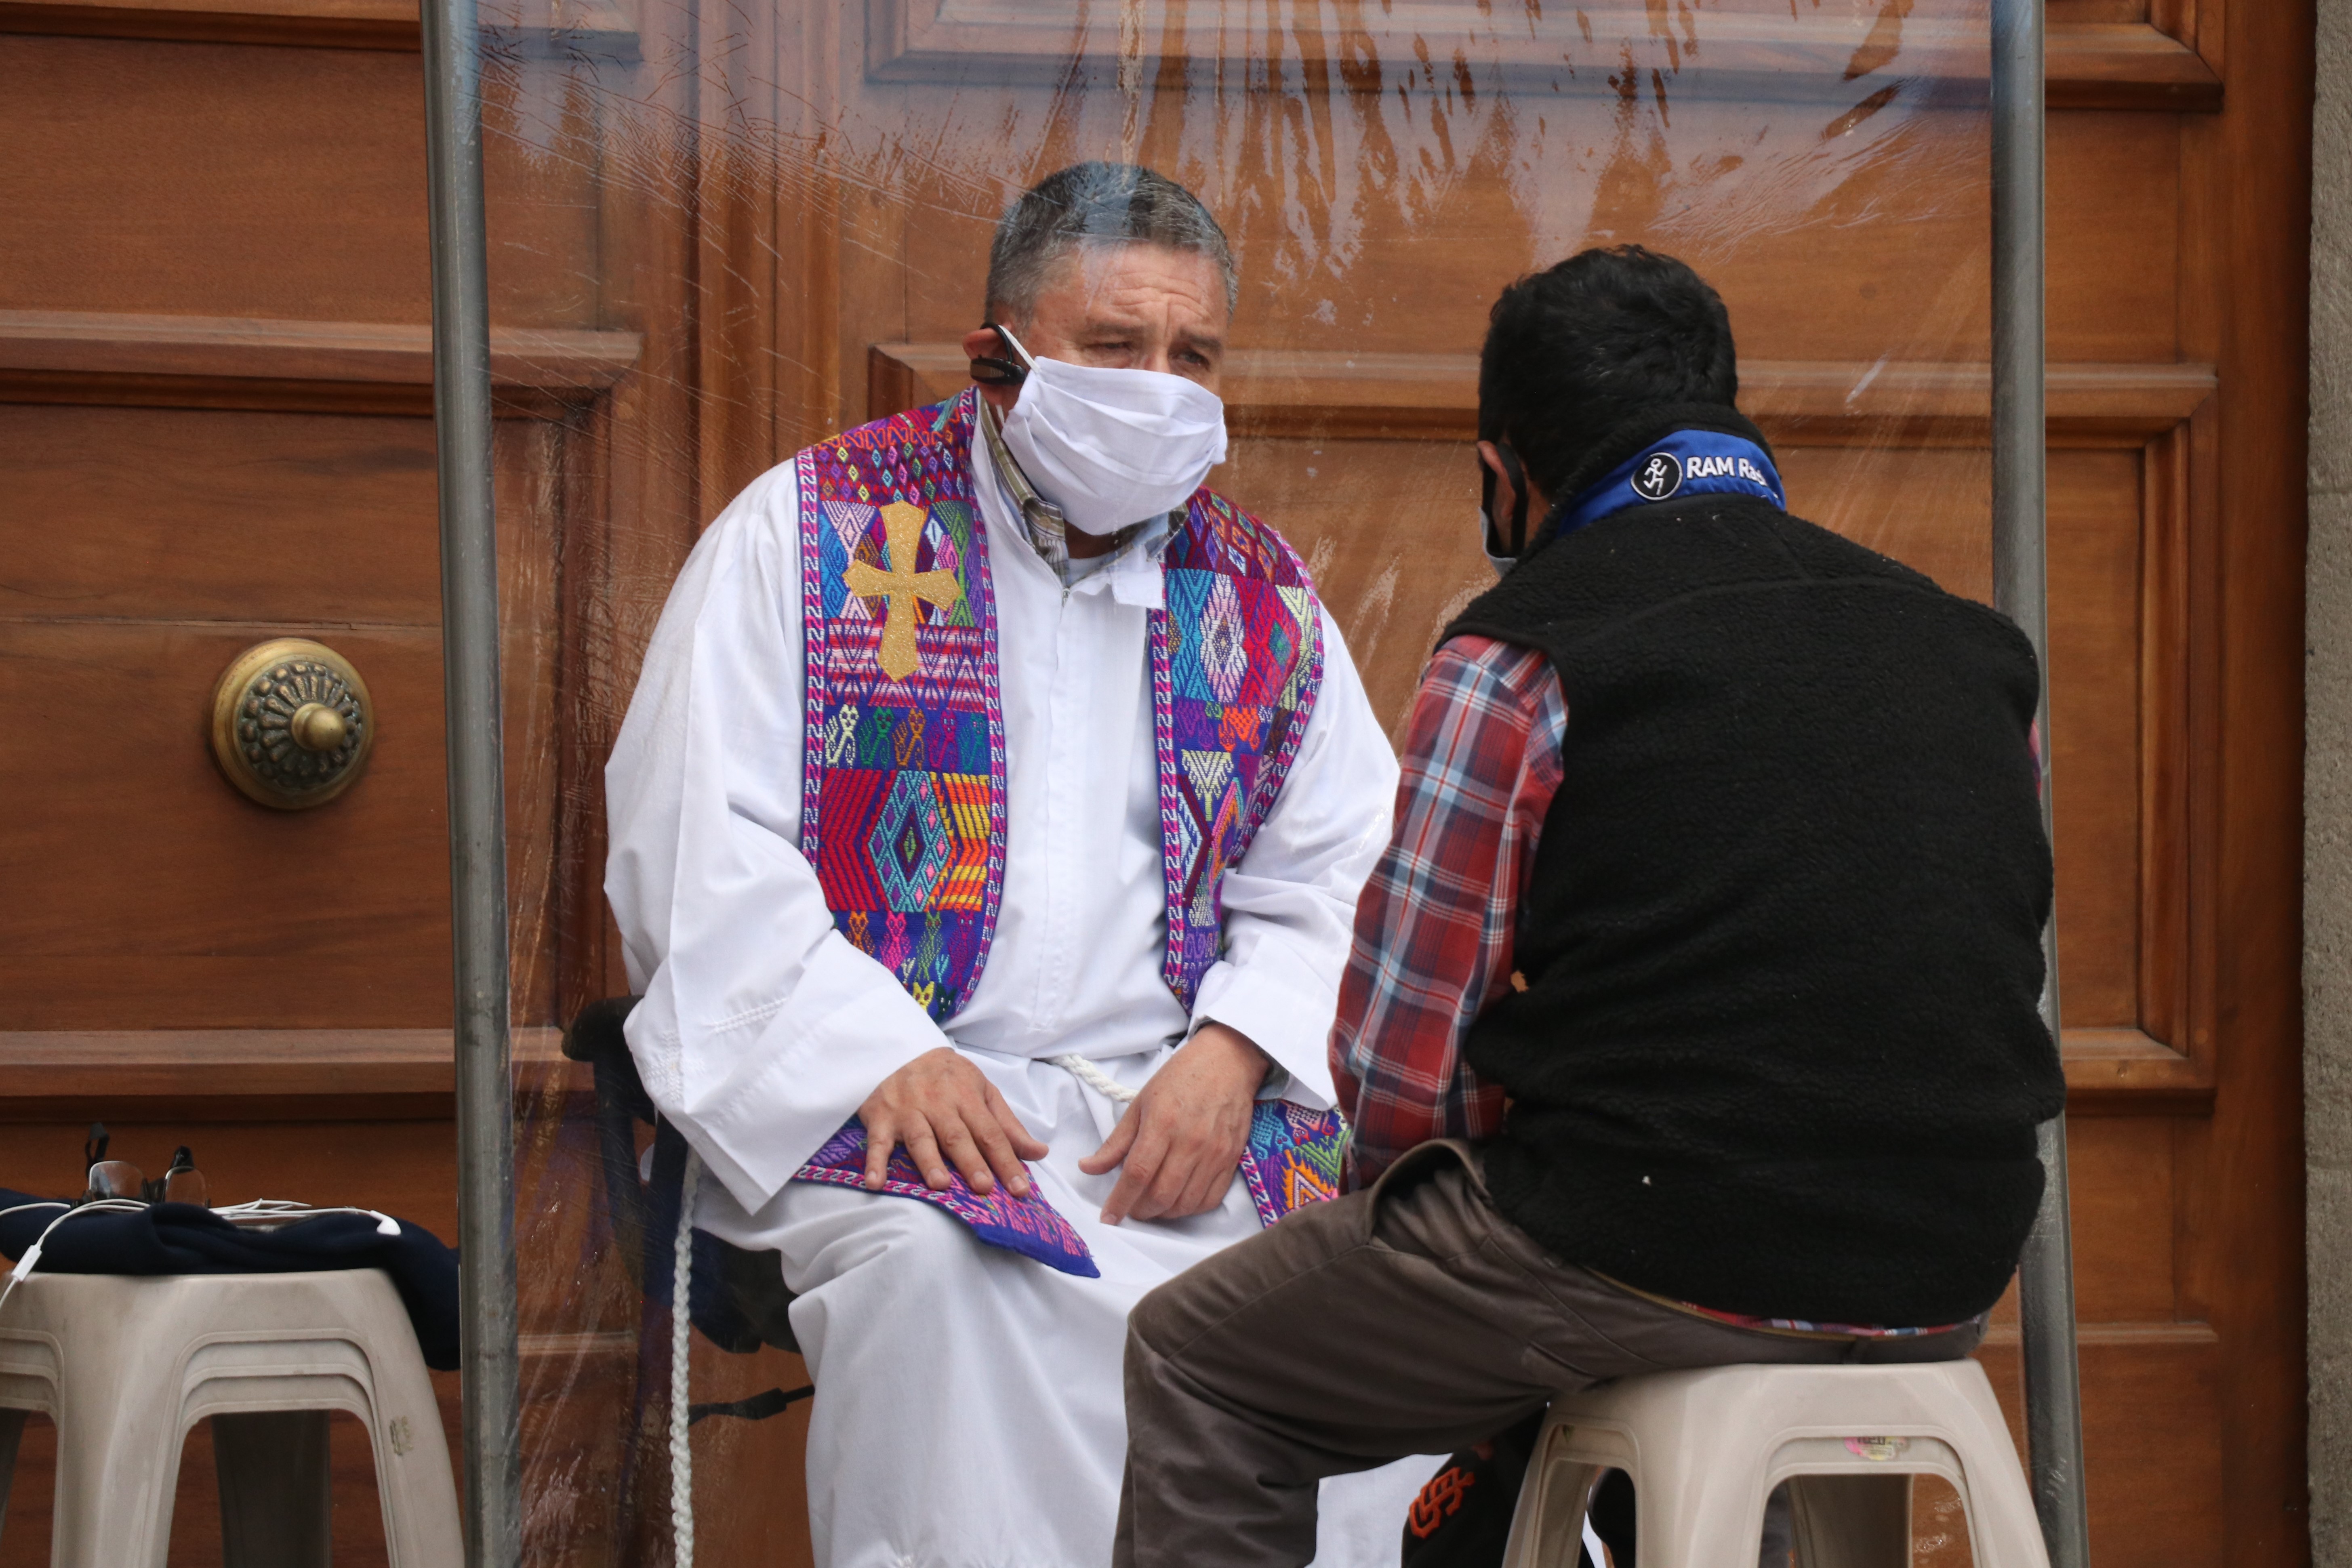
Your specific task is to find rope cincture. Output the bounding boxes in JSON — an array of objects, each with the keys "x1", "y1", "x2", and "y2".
[
  {"x1": 671, "y1": 1146, "x2": 701, "y2": 1568},
  {"x1": 1048, "y1": 1053, "x2": 1139, "y2": 1107}
]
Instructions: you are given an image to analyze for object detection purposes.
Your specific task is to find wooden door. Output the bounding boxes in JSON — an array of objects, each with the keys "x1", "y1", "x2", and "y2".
[
  {"x1": 0, "y1": 5, "x2": 635, "y2": 1561},
  {"x1": 0, "y1": 0, "x2": 2310, "y2": 1558},
  {"x1": 526, "y1": 0, "x2": 2307, "y2": 1559}
]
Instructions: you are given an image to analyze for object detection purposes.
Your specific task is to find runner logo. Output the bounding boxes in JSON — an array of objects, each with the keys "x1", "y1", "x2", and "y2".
[{"x1": 1631, "y1": 451, "x2": 1683, "y2": 502}]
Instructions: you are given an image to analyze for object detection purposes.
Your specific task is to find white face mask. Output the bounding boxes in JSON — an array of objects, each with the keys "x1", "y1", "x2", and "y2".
[{"x1": 999, "y1": 353, "x2": 1229, "y2": 536}]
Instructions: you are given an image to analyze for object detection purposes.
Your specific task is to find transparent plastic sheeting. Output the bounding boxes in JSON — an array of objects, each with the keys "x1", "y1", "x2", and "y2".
[{"x1": 481, "y1": 0, "x2": 1995, "y2": 1559}]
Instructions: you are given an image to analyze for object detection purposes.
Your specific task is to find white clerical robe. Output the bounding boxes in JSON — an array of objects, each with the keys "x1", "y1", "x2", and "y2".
[{"x1": 604, "y1": 418, "x2": 1431, "y2": 1568}]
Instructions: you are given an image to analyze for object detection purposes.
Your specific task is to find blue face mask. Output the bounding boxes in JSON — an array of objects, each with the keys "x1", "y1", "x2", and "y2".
[
  {"x1": 1482, "y1": 519, "x2": 1519, "y2": 580},
  {"x1": 1549, "y1": 429, "x2": 1786, "y2": 541}
]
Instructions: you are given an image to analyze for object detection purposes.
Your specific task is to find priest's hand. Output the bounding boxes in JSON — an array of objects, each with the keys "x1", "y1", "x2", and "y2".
[
  {"x1": 858, "y1": 1047, "x2": 1050, "y2": 1199},
  {"x1": 1079, "y1": 1023, "x2": 1270, "y2": 1225}
]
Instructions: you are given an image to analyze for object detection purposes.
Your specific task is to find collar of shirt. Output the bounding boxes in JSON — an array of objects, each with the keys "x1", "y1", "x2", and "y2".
[{"x1": 974, "y1": 393, "x2": 1174, "y2": 608}]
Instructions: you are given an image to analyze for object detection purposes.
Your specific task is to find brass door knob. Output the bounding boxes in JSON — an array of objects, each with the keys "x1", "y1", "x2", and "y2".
[{"x1": 210, "y1": 638, "x2": 377, "y2": 809}]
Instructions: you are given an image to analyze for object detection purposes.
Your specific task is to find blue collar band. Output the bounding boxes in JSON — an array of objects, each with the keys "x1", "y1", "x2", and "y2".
[{"x1": 1550, "y1": 428, "x2": 1786, "y2": 542}]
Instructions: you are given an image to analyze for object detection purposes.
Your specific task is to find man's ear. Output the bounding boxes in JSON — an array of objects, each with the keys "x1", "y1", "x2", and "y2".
[
  {"x1": 965, "y1": 322, "x2": 1025, "y2": 412},
  {"x1": 1477, "y1": 440, "x2": 1522, "y2": 526},
  {"x1": 1478, "y1": 439, "x2": 1529, "y2": 555}
]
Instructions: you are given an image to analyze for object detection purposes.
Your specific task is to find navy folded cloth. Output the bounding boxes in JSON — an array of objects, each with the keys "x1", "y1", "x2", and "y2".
[{"x1": 0, "y1": 1189, "x2": 461, "y2": 1370}]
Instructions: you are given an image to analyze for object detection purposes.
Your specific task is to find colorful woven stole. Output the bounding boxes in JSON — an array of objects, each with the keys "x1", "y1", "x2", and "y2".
[
  {"x1": 1150, "y1": 488, "x2": 1350, "y2": 1238},
  {"x1": 790, "y1": 392, "x2": 1345, "y2": 1273},
  {"x1": 797, "y1": 1118, "x2": 1099, "y2": 1278},
  {"x1": 795, "y1": 397, "x2": 1006, "y2": 1022},
  {"x1": 1153, "y1": 490, "x2": 1327, "y2": 1005}
]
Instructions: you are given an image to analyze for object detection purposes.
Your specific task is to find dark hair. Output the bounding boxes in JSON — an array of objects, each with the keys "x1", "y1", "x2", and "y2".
[
  {"x1": 1478, "y1": 246, "x2": 1740, "y2": 498},
  {"x1": 986, "y1": 162, "x2": 1238, "y2": 321}
]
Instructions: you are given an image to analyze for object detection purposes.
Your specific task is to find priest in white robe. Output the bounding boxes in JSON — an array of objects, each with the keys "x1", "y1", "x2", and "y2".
[{"x1": 604, "y1": 161, "x2": 1431, "y2": 1568}]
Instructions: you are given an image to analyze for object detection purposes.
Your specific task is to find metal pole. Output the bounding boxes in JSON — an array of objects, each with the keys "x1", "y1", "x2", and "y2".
[
  {"x1": 418, "y1": 0, "x2": 520, "y2": 1556},
  {"x1": 1991, "y1": 0, "x2": 2091, "y2": 1561}
]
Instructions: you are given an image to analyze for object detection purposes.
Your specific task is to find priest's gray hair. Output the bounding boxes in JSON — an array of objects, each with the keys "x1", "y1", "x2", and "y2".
[{"x1": 986, "y1": 162, "x2": 1239, "y2": 321}]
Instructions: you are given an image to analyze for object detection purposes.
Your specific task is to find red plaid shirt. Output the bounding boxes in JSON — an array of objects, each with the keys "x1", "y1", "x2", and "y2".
[{"x1": 1332, "y1": 635, "x2": 1567, "y2": 1184}]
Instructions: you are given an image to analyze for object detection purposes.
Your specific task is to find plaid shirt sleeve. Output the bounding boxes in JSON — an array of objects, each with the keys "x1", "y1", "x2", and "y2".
[{"x1": 1330, "y1": 635, "x2": 1568, "y2": 1185}]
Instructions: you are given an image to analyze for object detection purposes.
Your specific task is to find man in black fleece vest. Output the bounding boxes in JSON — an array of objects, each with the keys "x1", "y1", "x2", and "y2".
[{"x1": 1113, "y1": 246, "x2": 2066, "y2": 1568}]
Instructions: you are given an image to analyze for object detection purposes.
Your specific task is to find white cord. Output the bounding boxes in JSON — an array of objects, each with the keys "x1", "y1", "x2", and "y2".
[
  {"x1": 214, "y1": 1200, "x2": 402, "y2": 1236},
  {"x1": 1048, "y1": 1053, "x2": 1139, "y2": 1106},
  {"x1": 671, "y1": 1147, "x2": 701, "y2": 1568},
  {"x1": 0, "y1": 1199, "x2": 144, "y2": 1316}
]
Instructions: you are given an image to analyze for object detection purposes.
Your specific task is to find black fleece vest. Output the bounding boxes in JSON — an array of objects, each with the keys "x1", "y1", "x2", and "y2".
[{"x1": 1447, "y1": 414, "x2": 2063, "y2": 1326}]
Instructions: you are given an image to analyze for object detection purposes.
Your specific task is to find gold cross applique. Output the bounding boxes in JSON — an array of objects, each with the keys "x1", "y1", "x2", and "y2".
[{"x1": 843, "y1": 500, "x2": 963, "y2": 681}]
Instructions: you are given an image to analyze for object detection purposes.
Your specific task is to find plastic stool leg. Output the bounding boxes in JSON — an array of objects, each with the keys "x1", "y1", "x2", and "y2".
[
  {"x1": 1499, "y1": 1432, "x2": 1600, "y2": 1568},
  {"x1": 1788, "y1": 1475, "x2": 1910, "y2": 1568},
  {"x1": 0, "y1": 1407, "x2": 23, "y2": 1546},
  {"x1": 215, "y1": 1411, "x2": 332, "y2": 1568},
  {"x1": 50, "y1": 1370, "x2": 181, "y2": 1568}
]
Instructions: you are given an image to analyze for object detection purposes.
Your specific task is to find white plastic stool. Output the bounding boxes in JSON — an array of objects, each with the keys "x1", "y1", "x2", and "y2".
[
  {"x1": 0, "y1": 1270, "x2": 462, "y2": 1568},
  {"x1": 1501, "y1": 1360, "x2": 2049, "y2": 1568}
]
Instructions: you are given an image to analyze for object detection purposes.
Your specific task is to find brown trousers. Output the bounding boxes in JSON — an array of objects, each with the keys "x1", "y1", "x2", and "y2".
[{"x1": 1115, "y1": 1141, "x2": 1983, "y2": 1568}]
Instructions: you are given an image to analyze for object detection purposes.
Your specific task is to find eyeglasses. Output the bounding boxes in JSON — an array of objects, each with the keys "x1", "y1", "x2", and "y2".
[{"x1": 81, "y1": 1125, "x2": 207, "y2": 1207}]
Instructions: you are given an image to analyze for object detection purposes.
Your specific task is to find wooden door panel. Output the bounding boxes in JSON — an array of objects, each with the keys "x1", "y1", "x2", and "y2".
[
  {"x1": 0, "y1": 404, "x2": 562, "y2": 1030},
  {"x1": 2046, "y1": 111, "x2": 2184, "y2": 359},
  {"x1": 2085, "y1": 1334, "x2": 2226, "y2": 1563},
  {"x1": 2052, "y1": 0, "x2": 2150, "y2": 24},
  {"x1": 1214, "y1": 437, "x2": 1492, "y2": 731},
  {"x1": 0, "y1": 623, "x2": 457, "y2": 1024},
  {"x1": 0, "y1": 36, "x2": 433, "y2": 321},
  {"x1": 879, "y1": 108, "x2": 2174, "y2": 372},
  {"x1": 1978, "y1": 1329, "x2": 2228, "y2": 1568},
  {"x1": 0, "y1": 404, "x2": 443, "y2": 623},
  {"x1": 889, "y1": 117, "x2": 2009, "y2": 366},
  {"x1": 2064, "y1": 1114, "x2": 2182, "y2": 1320},
  {"x1": 2088, "y1": 1335, "x2": 2230, "y2": 1561},
  {"x1": 2049, "y1": 446, "x2": 2149, "y2": 1029},
  {"x1": 0, "y1": 35, "x2": 599, "y2": 327},
  {"x1": 876, "y1": 349, "x2": 2181, "y2": 1052}
]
